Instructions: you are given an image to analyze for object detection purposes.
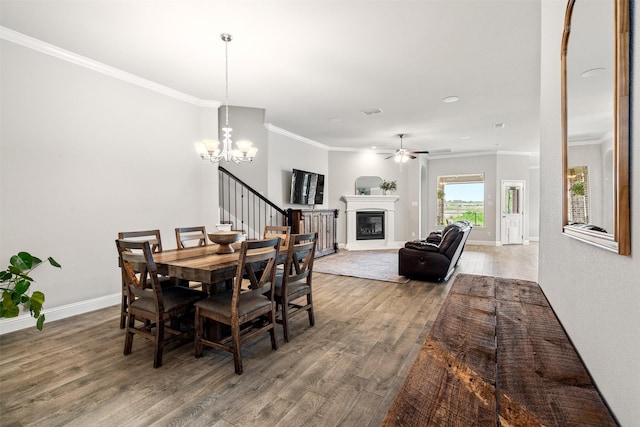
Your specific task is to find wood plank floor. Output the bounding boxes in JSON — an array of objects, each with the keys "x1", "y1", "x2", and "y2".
[{"x1": 0, "y1": 244, "x2": 537, "y2": 426}]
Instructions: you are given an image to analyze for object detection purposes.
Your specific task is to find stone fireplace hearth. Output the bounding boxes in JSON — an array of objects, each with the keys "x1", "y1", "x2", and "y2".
[{"x1": 342, "y1": 195, "x2": 400, "y2": 250}]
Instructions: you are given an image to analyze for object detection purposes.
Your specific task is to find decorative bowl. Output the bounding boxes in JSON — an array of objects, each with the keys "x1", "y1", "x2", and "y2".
[{"x1": 208, "y1": 231, "x2": 242, "y2": 254}]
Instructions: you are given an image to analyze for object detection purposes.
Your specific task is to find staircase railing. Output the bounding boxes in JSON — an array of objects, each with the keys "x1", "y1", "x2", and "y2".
[{"x1": 218, "y1": 166, "x2": 289, "y2": 239}]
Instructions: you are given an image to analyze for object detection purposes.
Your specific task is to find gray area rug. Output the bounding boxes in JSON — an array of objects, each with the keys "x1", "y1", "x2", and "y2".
[{"x1": 313, "y1": 250, "x2": 409, "y2": 283}]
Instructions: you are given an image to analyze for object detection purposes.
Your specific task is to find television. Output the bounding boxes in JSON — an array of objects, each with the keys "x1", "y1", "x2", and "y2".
[{"x1": 290, "y1": 168, "x2": 324, "y2": 205}]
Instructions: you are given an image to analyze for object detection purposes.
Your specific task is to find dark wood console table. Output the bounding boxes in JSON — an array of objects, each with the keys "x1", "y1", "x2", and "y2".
[{"x1": 287, "y1": 209, "x2": 338, "y2": 257}]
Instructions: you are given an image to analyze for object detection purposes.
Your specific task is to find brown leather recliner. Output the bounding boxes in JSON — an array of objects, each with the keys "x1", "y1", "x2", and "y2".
[{"x1": 398, "y1": 221, "x2": 472, "y2": 282}]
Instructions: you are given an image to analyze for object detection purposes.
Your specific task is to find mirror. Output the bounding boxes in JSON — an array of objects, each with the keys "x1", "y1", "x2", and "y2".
[
  {"x1": 561, "y1": 0, "x2": 630, "y2": 255},
  {"x1": 355, "y1": 176, "x2": 383, "y2": 195}
]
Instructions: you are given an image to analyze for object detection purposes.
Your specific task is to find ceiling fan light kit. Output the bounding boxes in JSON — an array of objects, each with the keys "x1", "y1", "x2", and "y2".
[{"x1": 380, "y1": 133, "x2": 429, "y2": 163}]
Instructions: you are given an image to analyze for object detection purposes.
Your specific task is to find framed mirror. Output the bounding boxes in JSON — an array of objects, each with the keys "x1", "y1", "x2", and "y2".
[
  {"x1": 561, "y1": 0, "x2": 630, "y2": 255},
  {"x1": 355, "y1": 176, "x2": 383, "y2": 195}
]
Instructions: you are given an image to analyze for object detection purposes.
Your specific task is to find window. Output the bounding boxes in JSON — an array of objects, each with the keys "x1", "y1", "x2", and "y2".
[{"x1": 436, "y1": 173, "x2": 485, "y2": 226}]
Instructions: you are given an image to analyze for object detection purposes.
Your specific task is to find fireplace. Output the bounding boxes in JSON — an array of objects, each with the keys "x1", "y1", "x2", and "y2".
[
  {"x1": 341, "y1": 195, "x2": 399, "y2": 250},
  {"x1": 356, "y1": 211, "x2": 385, "y2": 240}
]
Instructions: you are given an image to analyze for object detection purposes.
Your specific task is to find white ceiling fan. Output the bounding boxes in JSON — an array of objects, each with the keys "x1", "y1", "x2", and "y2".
[{"x1": 382, "y1": 134, "x2": 429, "y2": 163}]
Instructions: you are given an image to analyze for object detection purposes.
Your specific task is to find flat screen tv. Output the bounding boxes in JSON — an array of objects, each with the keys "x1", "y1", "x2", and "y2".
[{"x1": 290, "y1": 168, "x2": 324, "y2": 205}]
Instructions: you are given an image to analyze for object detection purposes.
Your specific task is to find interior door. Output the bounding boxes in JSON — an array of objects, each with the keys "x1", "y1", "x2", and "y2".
[{"x1": 501, "y1": 180, "x2": 524, "y2": 245}]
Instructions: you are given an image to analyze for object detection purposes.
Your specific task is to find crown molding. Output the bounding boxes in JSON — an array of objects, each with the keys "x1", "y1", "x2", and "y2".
[
  {"x1": 265, "y1": 123, "x2": 329, "y2": 150},
  {"x1": 1, "y1": 26, "x2": 222, "y2": 108}
]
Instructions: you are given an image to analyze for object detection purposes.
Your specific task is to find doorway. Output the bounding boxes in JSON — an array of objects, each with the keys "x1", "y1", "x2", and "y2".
[{"x1": 501, "y1": 180, "x2": 525, "y2": 245}]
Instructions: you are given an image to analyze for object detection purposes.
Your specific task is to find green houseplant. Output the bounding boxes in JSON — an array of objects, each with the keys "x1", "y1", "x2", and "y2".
[
  {"x1": 0, "y1": 252, "x2": 60, "y2": 330},
  {"x1": 380, "y1": 180, "x2": 397, "y2": 195}
]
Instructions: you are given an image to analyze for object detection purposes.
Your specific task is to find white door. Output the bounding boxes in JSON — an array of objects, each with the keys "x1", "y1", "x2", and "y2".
[{"x1": 501, "y1": 180, "x2": 524, "y2": 245}]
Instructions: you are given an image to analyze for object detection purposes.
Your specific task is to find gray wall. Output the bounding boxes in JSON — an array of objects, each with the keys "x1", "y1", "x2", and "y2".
[
  {"x1": 528, "y1": 166, "x2": 540, "y2": 240},
  {"x1": 539, "y1": 2, "x2": 640, "y2": 424},
  {"x1": 327, "y1": 150, "x2": 416, "y2": 245},
  {"x1": 267, "y1": 129, "x2": 329, "y2": 209},
  {"x1": 218, "y1": 106, "x2": 269, "y2": 195},
  {"x1": 427, "y1": 154, "x2": 498, "y2": 243},
  {"x1": 1, "y1": 40, "x2": 219, "y2": 310}
]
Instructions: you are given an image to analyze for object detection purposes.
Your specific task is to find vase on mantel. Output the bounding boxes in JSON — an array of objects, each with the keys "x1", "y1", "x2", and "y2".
[{"x1": 380, "y1": 180, "x2": 397, "y2": 196}]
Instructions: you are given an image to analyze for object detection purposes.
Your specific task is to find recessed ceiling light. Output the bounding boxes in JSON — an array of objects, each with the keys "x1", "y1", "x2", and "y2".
[
  {"x1": 442, "y1": 96, "x2": 459, "y2": 103},
  {"x1": 494, "y1": 123, "x2": 505, "y2": 129},
  {"x1": 361, "y1": 108, "x2": 383, "y2": 116},
  {"x1": 581, "y1": 67, "x2": 606, "y2": 77},
  {"x1": 461, "y1": 136, "x2": 471, "y2": 140},
  {"x1": 371, "y1": 146, "x2": 376, "y2": 149}
]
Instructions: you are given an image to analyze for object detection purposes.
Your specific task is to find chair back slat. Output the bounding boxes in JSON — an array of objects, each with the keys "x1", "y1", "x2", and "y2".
[
  {"x1": 118, "y1": 229, "x2": 163, "y2": 253},
  {"x1": 175, "y1": 226, "x2": 208, "y2": 249}
]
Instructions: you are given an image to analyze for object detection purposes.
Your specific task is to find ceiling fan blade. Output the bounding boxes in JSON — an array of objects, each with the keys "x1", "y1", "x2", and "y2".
[
  {"x1": 409, "y1": 150, "x2": 430, "y2": 154},
  {"x1": 384, "y1": 155, "x2": 394, "y2": 160},
  {"x1": 409, "y1": 155, "x2": 417, "y2": 159}
]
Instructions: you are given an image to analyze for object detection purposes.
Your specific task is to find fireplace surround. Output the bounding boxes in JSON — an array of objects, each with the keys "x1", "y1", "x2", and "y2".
[{"x1": 342, "y1": 195, "x2": 399, "y2": 250}]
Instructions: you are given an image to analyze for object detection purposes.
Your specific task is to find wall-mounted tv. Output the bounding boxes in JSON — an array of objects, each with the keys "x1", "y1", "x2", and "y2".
[{"x1": 290, "y1": 168, "x2": 324, "y2": 205}]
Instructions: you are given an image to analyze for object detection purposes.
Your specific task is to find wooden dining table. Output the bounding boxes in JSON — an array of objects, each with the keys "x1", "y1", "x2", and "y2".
[
  {"x1": 153, "y1": 244, "x2": 241, "y2": 293},
  {"x1": 152, "y1": 242, "x2": 285, "y2": 293}
]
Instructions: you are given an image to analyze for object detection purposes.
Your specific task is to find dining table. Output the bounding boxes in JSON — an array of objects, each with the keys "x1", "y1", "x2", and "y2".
[
  {"x1": 153, "y1": 244, "x2": 242, "y2": 294},
  {"x1": 152, "y1": 241, "x2": 286, "y2": 294}
]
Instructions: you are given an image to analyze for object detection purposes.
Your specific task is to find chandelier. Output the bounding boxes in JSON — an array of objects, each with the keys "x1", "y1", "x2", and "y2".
[{"x1": 196, "y1": 33, "x2": 257, "y2": 163}]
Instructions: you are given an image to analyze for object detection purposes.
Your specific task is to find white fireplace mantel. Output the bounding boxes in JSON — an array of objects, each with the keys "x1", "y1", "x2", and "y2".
[{"x1": 341, "y1": 195, "x2": 401, "y2": 250}]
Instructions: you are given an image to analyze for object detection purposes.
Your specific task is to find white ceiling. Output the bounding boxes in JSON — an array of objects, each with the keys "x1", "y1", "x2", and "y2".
[{"x1": 0, "y1": 0, "x2": 542, "y2": 155}]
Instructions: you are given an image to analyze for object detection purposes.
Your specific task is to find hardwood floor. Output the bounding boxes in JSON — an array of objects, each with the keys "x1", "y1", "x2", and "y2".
[{"x1": 0, "y1": 244, "x2": 537, "y2": 426}]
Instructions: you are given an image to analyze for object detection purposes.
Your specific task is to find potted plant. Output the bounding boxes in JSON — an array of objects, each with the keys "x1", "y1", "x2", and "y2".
[
  {"x1": 0, "y1": 252, "x2": 60, "y2": 330},
  {"x1": 380, "y1": 179, "x2": 397, "y2": 195}
]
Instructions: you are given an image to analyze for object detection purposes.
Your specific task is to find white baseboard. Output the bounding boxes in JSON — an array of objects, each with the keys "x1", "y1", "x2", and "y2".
[
  {"x1": 0, "y1": 293, "x2": 120, "y2": 335},
  {"x1": 337, "y1": 241, "x2": 404, "y2": 251},
  {"x1": 467, "y1": 240, "x2": 501, "y2": 246}
]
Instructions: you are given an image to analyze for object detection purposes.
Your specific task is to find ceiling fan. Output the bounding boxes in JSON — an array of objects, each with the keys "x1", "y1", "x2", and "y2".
[{"x1": 382, "y1": 134, "x2": 429, "y2": 163}]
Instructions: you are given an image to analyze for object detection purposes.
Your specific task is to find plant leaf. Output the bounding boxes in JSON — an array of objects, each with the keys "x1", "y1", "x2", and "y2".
[
  {"x1": 0, "y1": 271, "x2": 12, "y2": 281},
  {"x1": 14, "y1": 279, "x2": 31, "y2": 295},
  {"x1": 36, "y1": 314, "x2": 45, "y2": 330},
  {"x1": 14, "y1": 253, "x2": 33, "y2": 270},
  {"x1": 47, "y1": 257, "x2": 61, "y2": 268},
  {"x1": 30, "y1": 291, "x2": 44, "y2": 317},
  {"x1": 2, "y1": 291, "x2": 19, "y2": 317}
]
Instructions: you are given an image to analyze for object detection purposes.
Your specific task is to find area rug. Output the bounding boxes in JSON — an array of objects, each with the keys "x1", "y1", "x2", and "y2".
[{"x1": 313, "y1": 250, "x2": 409, "y2": 283}]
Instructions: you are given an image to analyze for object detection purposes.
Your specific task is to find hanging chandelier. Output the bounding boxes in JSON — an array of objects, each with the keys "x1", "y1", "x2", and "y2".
[{"x1": 196, "y1": 33, "x2": 257, "y2": 163}]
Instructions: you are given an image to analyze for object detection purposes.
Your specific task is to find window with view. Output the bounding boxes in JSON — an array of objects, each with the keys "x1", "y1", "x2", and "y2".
[{"x1": 436, "y1": 173, "x2": 485, "y2": 226}]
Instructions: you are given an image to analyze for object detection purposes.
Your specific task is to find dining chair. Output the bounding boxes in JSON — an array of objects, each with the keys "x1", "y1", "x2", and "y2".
[
  {"x1": 116, "y1": 239, "x2": 206, "y2": 368},
  {"x1": 262, "y1": 225, "x2": 291, "y2": 268},
  {"x1": 263, "y1": 225, "x2": 291, "y2": 247},
  {"x1": 175, "y1": 226, "x2": 210, "y2": 290},
  {"x1": 175, "y1": 226, "x2": 208, "y2": 249},
  {"x1": 194, "y1": 237, "x2": 281, "y2": 375},
  {"x1": 117, "y1": 229, "x2": 172, "y2": 329},
  {"x1": 274, "y1": 232, "x2": 317, "y2": 342}
]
